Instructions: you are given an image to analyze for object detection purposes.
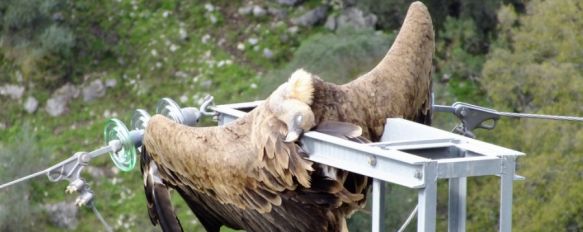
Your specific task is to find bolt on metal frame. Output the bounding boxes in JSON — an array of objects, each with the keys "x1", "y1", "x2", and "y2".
[{"x1": 213, "y1": 101, "x2": 524, "y2": 232}]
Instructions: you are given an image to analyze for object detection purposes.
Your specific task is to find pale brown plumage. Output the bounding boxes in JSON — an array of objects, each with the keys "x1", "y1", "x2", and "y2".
[
  {"x1": 308, "y1": 1, "x2": 435, "y2": 141},
  {"x1": 142, "y1": 77, "x2": 362, "y2": 231},
  {"x1": 141, "y1": 2, "x2": 434, "y2": 232},
  {"x1": 144, "y1": 84, "x2": 317, "y2": 214}
]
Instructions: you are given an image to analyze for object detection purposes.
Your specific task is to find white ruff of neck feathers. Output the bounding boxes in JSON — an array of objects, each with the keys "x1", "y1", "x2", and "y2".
[{"x1": 287, "y1": 69, "x2": 314, "y2": 105}]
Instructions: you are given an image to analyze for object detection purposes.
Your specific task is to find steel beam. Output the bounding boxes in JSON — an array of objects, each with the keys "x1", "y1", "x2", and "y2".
[
  {"x1": 417, "y1": 161, "x2": 438, "y2": 232},
  {"x1": 448, "y1": 177, "x2": 467, "y2": 232},
  {"x1": 372, "y1": 179, "x2": 386, "y2": 232},
  {"x1": 437, "y1": 156, "x2": 502, "y2": 178},
  {"x1": 499, "y1": 156, "x2": 516, "y2": 232},
  {"x1": 301, "y1": 131, "x2": 428, "y2": 188}
]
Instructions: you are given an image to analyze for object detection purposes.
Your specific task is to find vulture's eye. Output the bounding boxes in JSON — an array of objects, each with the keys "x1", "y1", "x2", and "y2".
[{"x1": 295, "y1": 115, "x2": 303, "y2": 125}]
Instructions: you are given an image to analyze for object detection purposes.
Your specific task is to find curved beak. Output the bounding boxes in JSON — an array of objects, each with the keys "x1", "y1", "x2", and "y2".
[{"x1": 284, "y1": 128, "x2": 303, "y2": 142}]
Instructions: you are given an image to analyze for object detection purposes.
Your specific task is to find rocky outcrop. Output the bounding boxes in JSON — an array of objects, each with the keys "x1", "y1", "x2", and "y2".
[
  {"x1": 23, "y1": 96, "x2": 38, "y2": 113},
  {"x1": 82, "y1": 79, "x2": 106, "y2": 102},
  {"x1": 45, "y1": 83, "x2": 80, "y2": 117},
  {"x1": 291, "y1": 5, "x2": 329, "y2": 27},
  {"x1": 0, "y1": 84, "x2": 24, "y2": 100},
  {"x1": 325, "y1": 7, "x2": 377, "y2": 30},
  {"x1": 44, "y1": 201, "x2": 79, "y2": 230}
]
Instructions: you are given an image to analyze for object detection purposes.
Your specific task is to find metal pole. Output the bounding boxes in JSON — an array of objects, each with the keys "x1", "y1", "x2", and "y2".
[
  {"x1": 418, "y1": 162, "x2": 437, "y2": 232},
  {"x1": 372, "y1": 179, "x2": 386, "y2": 232},
  {"x1": 448, "y1": 177, "x2": 467, "y2": 232},
  {"x1": 499, "y1": 156, "x2": 516, "y2": 232}
]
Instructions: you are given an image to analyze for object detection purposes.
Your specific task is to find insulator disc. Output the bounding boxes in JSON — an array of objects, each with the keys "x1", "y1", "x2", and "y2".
[
  {"x1": 156, "y1": 98, "x2": 184, "y2": 123},
  {"x1": 104, "y1": 119, "x2": 136, "y2": 172},
  {"x1": 131, "y1": 109, "x2": 151, "y2": 131}
]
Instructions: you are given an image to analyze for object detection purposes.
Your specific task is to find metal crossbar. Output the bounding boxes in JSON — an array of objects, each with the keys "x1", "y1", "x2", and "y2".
[{"x1": 214, "y1": 101, "x2": 524, "y2": 232}]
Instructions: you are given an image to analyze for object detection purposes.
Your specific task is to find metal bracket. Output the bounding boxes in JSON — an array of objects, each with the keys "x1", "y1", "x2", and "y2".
[
  {"x1": 200, "y1": 95, "x2": 217, "y2": 116},
  {"x1": 434, "y1": 102, "x2": 501, "y2": 138},
  {"x1": 434, "y1": 101, "x2": 583, "y2": 138},
  {"x1": 0, "y1": 144, "x2": 121, "y2": 207}
]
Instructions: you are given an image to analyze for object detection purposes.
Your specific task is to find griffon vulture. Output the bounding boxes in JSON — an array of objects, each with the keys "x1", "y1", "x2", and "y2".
[{"x1": 141, "y1": 2, "x2": 434, "y2": 232}]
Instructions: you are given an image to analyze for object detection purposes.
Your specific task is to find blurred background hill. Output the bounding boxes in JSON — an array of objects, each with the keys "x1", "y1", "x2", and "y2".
[{"x1": 1, "y1": 0, "x2": 582, "y2": 231}]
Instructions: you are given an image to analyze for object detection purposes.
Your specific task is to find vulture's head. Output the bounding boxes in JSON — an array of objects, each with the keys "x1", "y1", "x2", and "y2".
[{"x1": 267, "y1": 69, "x2": 316, "y2": 142}]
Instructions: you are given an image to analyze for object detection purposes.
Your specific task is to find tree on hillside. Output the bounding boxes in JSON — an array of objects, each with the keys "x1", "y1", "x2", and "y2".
[{"x1": 473, "y1": 0, "x2": 583, "y2": 230}]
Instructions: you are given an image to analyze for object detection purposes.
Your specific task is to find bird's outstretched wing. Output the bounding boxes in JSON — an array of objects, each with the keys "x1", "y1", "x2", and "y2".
[{"x1": 141, "y1": 114, "x2": 369, "y2": 231}]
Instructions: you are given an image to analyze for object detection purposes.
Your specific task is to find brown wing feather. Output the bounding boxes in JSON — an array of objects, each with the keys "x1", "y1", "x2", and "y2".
[
  {"x1": 140, "y1": 147, "x2": 183, "y2": 231},
  {"x1": 252, "y1": 106, "x2": 314, "y2": 189},
  {"x1": 144, "y1": 103, "x2": 315, "y2": 214}
]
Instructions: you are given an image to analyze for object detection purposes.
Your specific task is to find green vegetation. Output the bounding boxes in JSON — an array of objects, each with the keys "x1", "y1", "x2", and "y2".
[
  {"x1": 474, "y1": 0, "x2": 583, "y2": 230},
  {"x1": 0, "y1": 0, "x2": 75, "y2": 86},
  {"x1": 0, "y1": 124, "x2": 47, "y2": 231},
  {"x1": 1, "y1": 0, "x2": 582, "y2": 231}
]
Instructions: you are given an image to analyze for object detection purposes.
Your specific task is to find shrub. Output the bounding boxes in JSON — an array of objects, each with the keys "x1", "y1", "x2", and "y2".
[
  {"x1": 475, "y1": 0, "x2": 583, "y2": 230},
  {"x1": 0, "y1": 0, "x2": 74, "y2": 86},
  {"x1": 0, "y1": 124, "x2": 47, "y2": 231}
]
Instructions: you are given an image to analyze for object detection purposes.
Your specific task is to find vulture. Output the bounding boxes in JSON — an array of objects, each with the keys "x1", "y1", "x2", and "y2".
[{"x1": 140, "y1": 2, "x2": 434, "y2": 232}]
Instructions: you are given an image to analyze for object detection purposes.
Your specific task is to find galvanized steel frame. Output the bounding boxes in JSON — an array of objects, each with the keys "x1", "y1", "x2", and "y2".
[{"x1": 213, "y1": 102, "x2": 524, "y2": 232}]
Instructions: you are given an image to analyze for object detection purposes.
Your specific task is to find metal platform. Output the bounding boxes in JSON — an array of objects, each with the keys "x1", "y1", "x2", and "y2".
[{"x1": 213, "y1": 101, "x2": 524, "y2": 232}]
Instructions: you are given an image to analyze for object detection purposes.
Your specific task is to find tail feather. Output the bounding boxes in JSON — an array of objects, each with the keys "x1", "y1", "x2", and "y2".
[
  {"x1": 315, "y1": 121, "x2": 363, "y2": 139},
  {"x1": 141, "y1": 147, "x2": 183, "y2": 232}
]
